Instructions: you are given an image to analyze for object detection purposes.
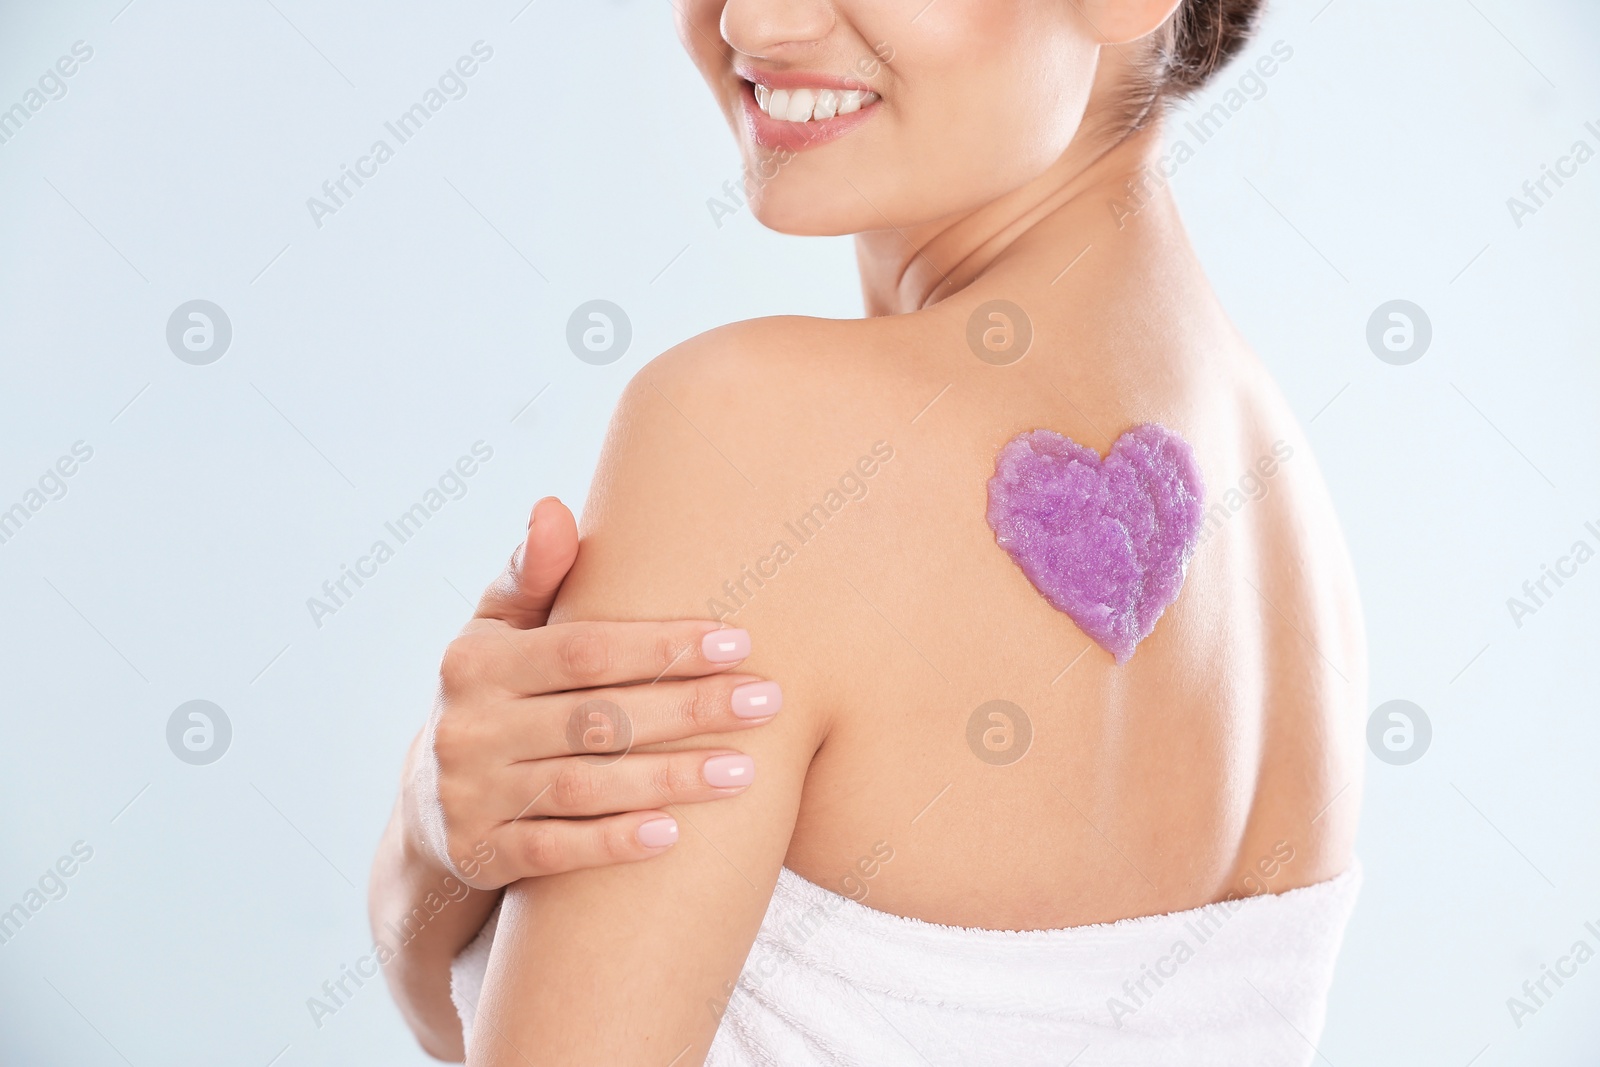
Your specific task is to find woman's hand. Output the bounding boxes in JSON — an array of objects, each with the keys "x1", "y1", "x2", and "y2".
[
  {"x1": 412, "y1": 501, "x2": 778, "y2": 889},
  {"x1": 371, "y1": 497, "x2": 779, "y2": 1059}
]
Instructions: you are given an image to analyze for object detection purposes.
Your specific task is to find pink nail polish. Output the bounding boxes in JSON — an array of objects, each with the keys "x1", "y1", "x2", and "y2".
[
  {"x1": 702, "y1": 628, "x2": 751, "y2": 663},
  {"x1": 731, "y1": 681, "x2": 782, "y2": 719},
  {"x1": 636, "y1": 817, "x2": 678, "y2": 848},
  {"x1": 703, "y1": 754, "x2": 756, "y2": 788}
]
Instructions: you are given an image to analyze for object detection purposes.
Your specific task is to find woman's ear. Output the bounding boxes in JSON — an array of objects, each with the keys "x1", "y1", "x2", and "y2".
[{"x1": 1072, "y1": 0, "x2": 1185, "y2": 46}]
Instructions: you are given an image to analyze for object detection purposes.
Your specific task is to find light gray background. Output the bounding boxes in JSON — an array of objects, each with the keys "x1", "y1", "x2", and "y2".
[{"x1": 1, "y1": 0, "x2": 1596, "y2": 1064}]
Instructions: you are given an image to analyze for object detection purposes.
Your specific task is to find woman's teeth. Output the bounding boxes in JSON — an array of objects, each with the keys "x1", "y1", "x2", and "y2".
[{"x1": 752, "y1": 84, "x2": 879, "y2": 123}]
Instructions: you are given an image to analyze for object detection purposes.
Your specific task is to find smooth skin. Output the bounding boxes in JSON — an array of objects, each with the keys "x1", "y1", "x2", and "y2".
[
  {"x1": 461, "y1": 1, "x2": 1366, "y2": 1065},
  {"x1": 368, "y1": 498, "x2": 781, "y2": 1060}
]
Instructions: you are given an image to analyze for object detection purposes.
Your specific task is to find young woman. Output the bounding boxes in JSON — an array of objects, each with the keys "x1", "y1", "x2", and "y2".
[{"x1": 375, "y1": 1, "x2": 1367, "y2": 1063}]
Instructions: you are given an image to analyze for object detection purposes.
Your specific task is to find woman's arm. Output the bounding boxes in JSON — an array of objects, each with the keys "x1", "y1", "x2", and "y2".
[
  {"x1": 467, "y1": 333, "x2": 833, "y2": 1066},
  {"x1": 471, "y1": 714, "x2": 817, "y2": 1066},
  {"x1": 371, "y1": 497, "x2": 784, "y2": 1059},
  {"x1": 373, "y1": 504, "x2": 579, "y2": 1059},
  {"x1": 370, "y1": 759, "x2": 501, "y2": 1060}
]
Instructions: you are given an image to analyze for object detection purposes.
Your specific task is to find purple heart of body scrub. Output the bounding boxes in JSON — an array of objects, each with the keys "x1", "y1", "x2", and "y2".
[{"x1": 985, "y1": 424, "x2": 1205, "y2": 664}]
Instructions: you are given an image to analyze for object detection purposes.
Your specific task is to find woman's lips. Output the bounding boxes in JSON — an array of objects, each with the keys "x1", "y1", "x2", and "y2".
[{"x1": 738, "y1": 79, "x2": 880, "y2": 152}]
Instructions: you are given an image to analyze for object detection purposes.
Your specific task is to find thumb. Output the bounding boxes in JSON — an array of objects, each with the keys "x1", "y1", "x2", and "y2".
[{"x1": 475, "y1": 496, "x2": 579, "y2": 628}]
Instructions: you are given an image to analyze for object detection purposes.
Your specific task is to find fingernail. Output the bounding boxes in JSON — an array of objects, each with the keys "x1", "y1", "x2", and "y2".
[
  {"x1": 636, "y1": 817, "x2": 679, "y2": 848},
  {"x1": 703, "y1": 754, "x2": 755, "y2": 788},
  {"x1": 528, "y1": 496, "x2": 555, "y2": 530},
  {"x1": 731, "y1": 681, "x2": 783, "y2": 719},
  {"x1": 702, "y1": 628, "x2": 751, "y2": 663}
]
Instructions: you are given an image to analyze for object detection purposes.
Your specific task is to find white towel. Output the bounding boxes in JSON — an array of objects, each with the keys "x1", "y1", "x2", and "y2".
[{"x1": 452, "y1": 863, "x2": 1361, "y2": 1066}]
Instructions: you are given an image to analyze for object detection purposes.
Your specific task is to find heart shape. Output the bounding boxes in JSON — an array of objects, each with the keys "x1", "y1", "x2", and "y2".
[{"x1": 986, "y1": 424, "x2": 1205, "y2": 664}]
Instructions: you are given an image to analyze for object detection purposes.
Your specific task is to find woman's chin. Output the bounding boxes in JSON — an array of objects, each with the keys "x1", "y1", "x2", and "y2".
[{"x1": 747, "y1": 192, "x2": 870, "y2": 238}]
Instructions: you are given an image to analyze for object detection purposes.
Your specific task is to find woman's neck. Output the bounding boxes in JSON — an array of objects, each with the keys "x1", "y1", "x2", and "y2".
[{"x1": 854, "y1": 122, "x2": 1170, "y2": 317}]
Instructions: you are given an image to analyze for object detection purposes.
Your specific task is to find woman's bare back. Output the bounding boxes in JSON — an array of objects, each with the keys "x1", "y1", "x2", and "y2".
[
  {"x1": 463, "y1": 185, "x2": 1369, "y2": 1066},
  {"x1": 657, "y1": 195, "x2": 1367, "y2": 931}
]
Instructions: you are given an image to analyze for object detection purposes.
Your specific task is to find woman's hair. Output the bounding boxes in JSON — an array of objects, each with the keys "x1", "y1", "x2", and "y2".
[{"x1": 1119, "y1": 0, "x2": 1266, "y2": 132}]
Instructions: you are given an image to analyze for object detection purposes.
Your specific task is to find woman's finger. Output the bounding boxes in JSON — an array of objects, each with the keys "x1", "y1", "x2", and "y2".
[
  {"x1": 496, "y1": 749, "x2": 757, "y2": 821},
  {"x1": 481, "y1": 810, "x2": 683, "y2": 881},
  {"x1": 471, "y1": 674, "x2": 781, "y2": 763},
  {"x1": 448, "y1": 619, "x2": 752, "y2": 696},
  {"x1": 473, "y1": 496, "x2": 579, "y2": 629}
]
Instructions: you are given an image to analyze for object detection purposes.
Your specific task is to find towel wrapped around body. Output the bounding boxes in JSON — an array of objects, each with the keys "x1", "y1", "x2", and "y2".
[{"x1": 452, "y1": 862, "x2": 1361, "y2": 1066}]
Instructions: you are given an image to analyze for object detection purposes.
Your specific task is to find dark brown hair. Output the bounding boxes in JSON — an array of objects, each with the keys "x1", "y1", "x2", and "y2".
[{"x1": 1120, "y1": 0, "x2": 1266, "y2": 131}]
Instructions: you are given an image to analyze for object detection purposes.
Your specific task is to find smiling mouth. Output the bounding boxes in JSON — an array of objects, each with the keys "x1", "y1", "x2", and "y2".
[{"x1": 750, "y1": 83, "x2": 881, "y2": 124}]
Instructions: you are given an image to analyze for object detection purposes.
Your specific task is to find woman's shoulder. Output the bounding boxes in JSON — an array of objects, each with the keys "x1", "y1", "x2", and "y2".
[
  {"x1": 602, "y1": 313, "x2": 917, "y2": 489},
  {"x1": 625, "y1": 314, "x2": 909, "y2": 407},
  {"x1": 569, "y1": 314, "x2": 903, "y2": 612}
]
